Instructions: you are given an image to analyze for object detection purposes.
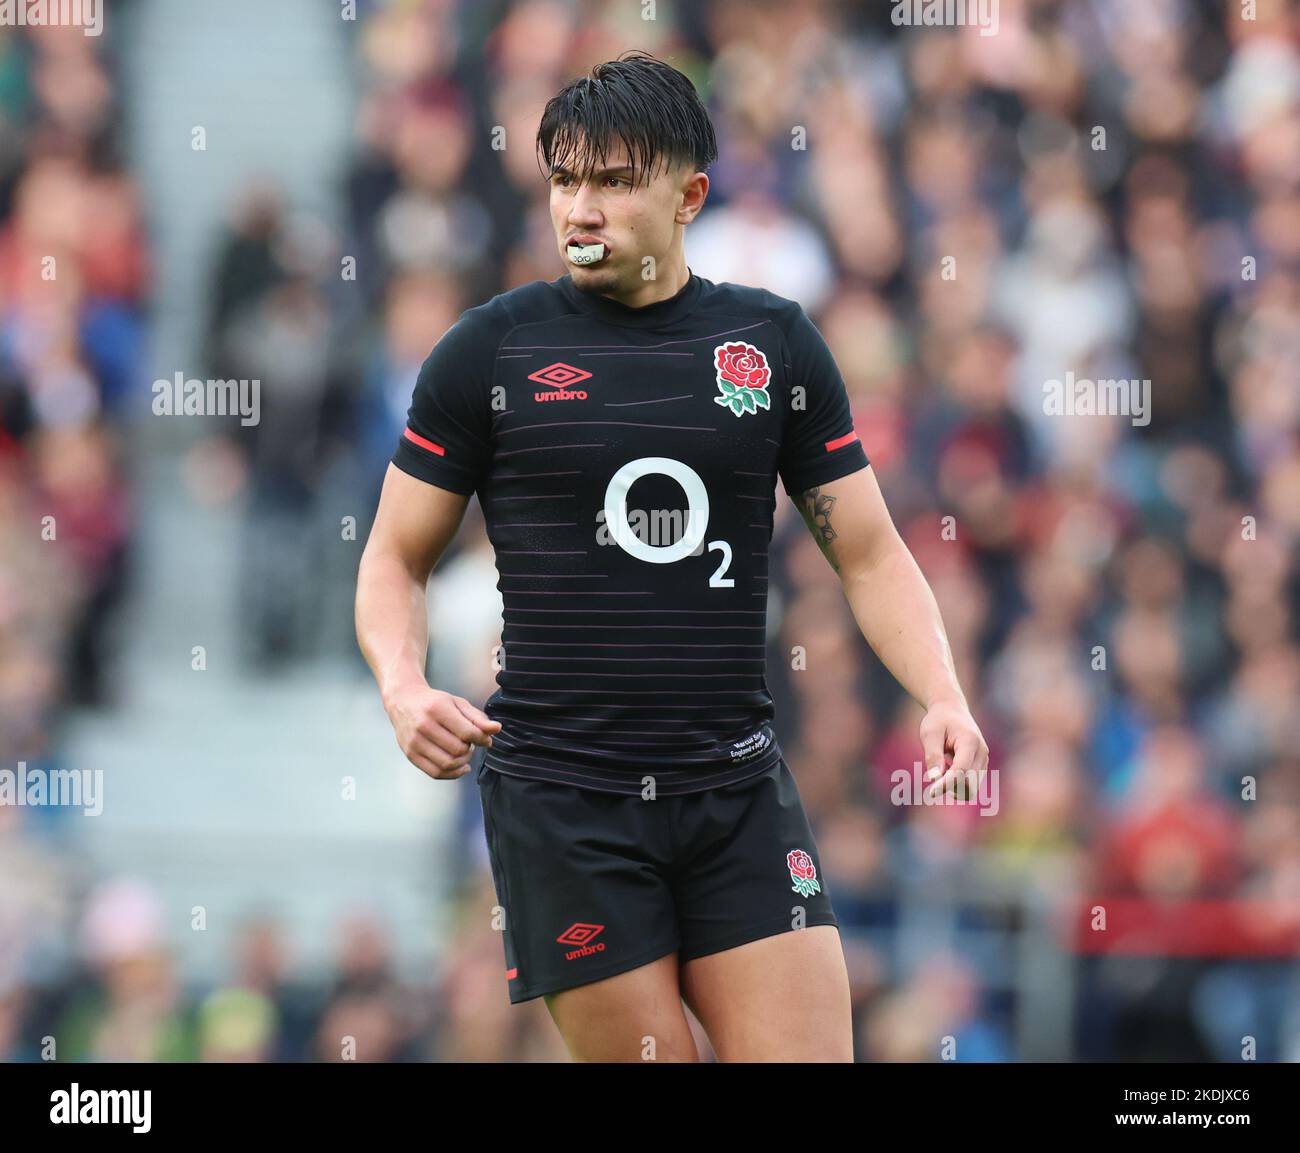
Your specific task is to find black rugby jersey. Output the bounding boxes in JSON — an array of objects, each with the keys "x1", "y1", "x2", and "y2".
[{"x1": 391, "y1": 270, "x2": 869, "y2": 795}]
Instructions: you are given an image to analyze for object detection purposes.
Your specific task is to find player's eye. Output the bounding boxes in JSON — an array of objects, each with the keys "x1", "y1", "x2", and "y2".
[{"x1": 606, "y1": 175, "x2": 630, "y2": 189}]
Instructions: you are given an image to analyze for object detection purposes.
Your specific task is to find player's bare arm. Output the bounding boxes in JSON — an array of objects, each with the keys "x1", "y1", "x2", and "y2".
[
  {"x1": 355, "y1": 463, "x2": 501, "y2": 780},
  {"x1": 794, "y1": 468, "x2": 989, "y2": 801}
]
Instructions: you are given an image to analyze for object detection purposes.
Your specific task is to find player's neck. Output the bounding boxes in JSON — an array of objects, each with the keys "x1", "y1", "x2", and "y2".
[{"x1": 601, "y1": 259, "x2": 690, "y2": 310}]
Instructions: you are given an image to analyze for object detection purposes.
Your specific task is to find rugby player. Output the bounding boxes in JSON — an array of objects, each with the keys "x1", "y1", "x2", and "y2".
[{"x1": 356, "y1": 51, "x2": 989, "y2": 1062}]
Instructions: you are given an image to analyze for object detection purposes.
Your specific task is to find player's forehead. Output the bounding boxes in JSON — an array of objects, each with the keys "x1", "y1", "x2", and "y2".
[
  {"x1": 547, "y1": 133, "x2": 679, "y2": 186},
  {"x1": 549, "y1": 137, "x2": 631, "y2": 175}
]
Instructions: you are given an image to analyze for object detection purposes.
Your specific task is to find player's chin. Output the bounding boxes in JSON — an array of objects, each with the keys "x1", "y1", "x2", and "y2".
[{"x1": 568, "y1": 260, "x2": 621, "y2": 291}]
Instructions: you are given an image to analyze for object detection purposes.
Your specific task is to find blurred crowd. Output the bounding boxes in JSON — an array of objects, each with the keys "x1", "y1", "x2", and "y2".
[
  {"x1": 0, "y1": 17, "x2": 147, "y2": 1056},
  {"x1": 4, "y1": 0, "x2": 1300, "y2": 1062},
  {"x1": 0, "y1": 23, "x2": 141, "y2": 745}
]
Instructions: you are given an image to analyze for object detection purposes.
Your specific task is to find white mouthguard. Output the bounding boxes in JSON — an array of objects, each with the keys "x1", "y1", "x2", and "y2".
[{"x1": 567, "y1": 242, "x2": 606, "y2": 265}]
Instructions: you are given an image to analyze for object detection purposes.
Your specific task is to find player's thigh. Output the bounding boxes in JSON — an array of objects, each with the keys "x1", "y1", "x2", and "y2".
[
  {"x1": 544, "y1": 952, "x2": 699, "y2": 1062},
  {"x1": 680, "y1": 923, "x2": 852, "y2": 1062},
  {"x1": 478, "y1": 764, "x2": 679, "y2": 1006},
  {"x1": 671, "y1": 759, "x2": 851, "y2": 1060}
]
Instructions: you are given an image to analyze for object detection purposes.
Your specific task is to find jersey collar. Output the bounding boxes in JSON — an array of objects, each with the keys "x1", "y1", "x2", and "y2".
[{"x1": 556, "y1": 269, "x2": 703, "y2": 329}]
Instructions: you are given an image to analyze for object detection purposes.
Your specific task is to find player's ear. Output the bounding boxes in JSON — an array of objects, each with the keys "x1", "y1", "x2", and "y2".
[{"x1": 677, "y1": 170, "x2": 708, "y2": 224}]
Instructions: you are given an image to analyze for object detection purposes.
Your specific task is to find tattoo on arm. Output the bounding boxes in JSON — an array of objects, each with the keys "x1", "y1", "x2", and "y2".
[{"x1": 798, "y1": 486, "x2": 839, "y2": 572}]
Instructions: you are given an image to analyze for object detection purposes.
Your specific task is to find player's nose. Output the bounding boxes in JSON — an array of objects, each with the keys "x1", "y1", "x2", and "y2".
[{"x1": 568, "y1": 183, "x2": 603, "y2": 221}]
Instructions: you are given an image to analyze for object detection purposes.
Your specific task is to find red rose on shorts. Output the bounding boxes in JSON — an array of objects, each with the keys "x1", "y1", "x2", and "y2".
[
  {"x1": 786, "y1": 847, "x2": 821, "y2": 896},
  {"x1": 715, "y1": 341, "x2": 771, "y2": 391}
]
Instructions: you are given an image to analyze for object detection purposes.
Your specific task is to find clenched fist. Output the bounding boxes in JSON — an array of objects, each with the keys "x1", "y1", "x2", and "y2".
[
  {"x1": 919, "y1": 697, "x2": 990, "y2": 802},
  {"x1": 384, "y1": 682, "x2": 502, "y2": 780}
]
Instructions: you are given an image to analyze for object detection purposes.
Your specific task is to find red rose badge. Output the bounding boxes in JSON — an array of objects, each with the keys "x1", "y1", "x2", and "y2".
[
  {"x1": 787, "y1": 848, "x2": 821, "y2": 897},
  {"x1": 713, "y1": 341, "x2": 771, "y2": 416}
]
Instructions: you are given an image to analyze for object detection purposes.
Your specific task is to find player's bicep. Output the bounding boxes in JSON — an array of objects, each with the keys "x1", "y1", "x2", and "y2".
[
  {"x1": 364, "y1": 463, "x2": 471, "y2": 581},
  {"x1": 792, "y1": 465, "x2": 899, "y2": 579}
]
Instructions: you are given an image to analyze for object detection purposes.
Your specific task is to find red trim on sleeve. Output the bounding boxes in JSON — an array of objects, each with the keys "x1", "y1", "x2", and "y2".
[
  {"x1": 505, "y1": 967, "x2": 518, "y2": 980},
  {"x1": 403, "y1": 426, "x2": 446, "y2": 456},
  {"x1": 824, "y1": 430, "x2": 859, "y2": 453}
]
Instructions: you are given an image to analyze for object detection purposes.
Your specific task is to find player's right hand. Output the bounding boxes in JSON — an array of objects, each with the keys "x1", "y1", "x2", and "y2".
[{"x1": 383, "y1": 683, "x2": 502, "y2": 780}]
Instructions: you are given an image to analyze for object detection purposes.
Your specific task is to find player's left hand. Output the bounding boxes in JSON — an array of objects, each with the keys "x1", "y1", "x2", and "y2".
[{"x1": 919, "y1": 697, "x2": 989, "y2": 802}]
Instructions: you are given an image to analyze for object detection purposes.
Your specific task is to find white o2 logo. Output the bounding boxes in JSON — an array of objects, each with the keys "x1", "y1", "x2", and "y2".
[{"x1": 603, "y1": 456, "x2": 734, "y2": 586}]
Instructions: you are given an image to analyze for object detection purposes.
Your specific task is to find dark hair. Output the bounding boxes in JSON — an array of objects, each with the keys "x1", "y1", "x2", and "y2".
[{"x1": 536, "y1": 51, "x2": 717, "y2": 190}]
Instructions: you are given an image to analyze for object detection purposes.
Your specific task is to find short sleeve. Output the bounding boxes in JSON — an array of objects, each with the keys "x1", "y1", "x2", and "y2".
[
  {"x1": 776, "y1": 304, "x2": 869, "y2": 497},
  {"x1": 391, "y1": 311, "x2": 496, "y2": 496}
]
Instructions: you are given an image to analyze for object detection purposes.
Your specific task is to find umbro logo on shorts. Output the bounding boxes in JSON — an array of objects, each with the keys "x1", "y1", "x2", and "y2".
[
  {"x1": 557, "y1": 922, "x2": 606, "y2": 960},
  {"x1": 528, "y1": 362, "x2": 592, "y2": 402}
]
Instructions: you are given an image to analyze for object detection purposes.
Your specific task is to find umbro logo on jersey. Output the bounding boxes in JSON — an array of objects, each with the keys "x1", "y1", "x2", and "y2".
[
  {"x1": 529, "y1": 362, "x2": 592, "y2": 402},
  {"x1": 557, "y1": 922, "x2": 606, "y2": 959}
]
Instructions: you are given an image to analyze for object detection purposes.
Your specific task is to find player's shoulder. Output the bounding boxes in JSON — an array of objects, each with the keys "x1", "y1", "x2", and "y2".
[
  {"x1": 697, "y1": 277, "x2": 806, "y2": 330},
  {"x1": 439, "y1": 279, "x2": 575, "y2": 351}
]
